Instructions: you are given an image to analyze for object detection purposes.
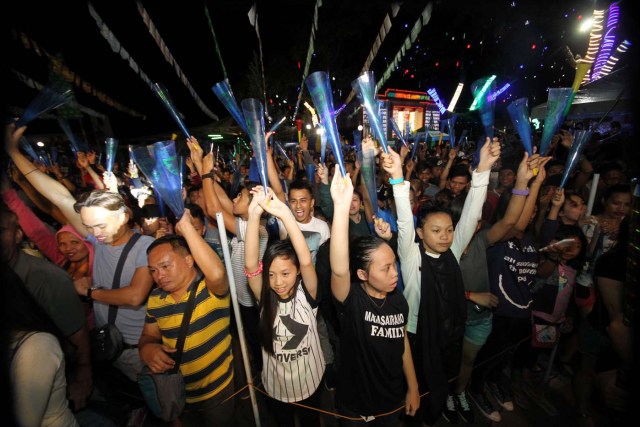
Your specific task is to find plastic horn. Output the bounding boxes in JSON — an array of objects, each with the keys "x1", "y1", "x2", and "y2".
[
  {"x1": 152, "y1": 83, "x2": 190, "y2": 138},
  {"x1": 268, "y1": 116, "x2": 287, "y2": 133},
  {"x1": 296, "y1": 119, "x2": 303, "y2": 143},
  {"x1": 105, "y1": 138, "x2": 118, "y2": 174},
  {"x1": 50, "y1": 146, "x2": 58, "y2": 164},
  {"x1": 241, "y1": 99, "x2": 269, "y2": 193},
  {"x1": 15, "y1": 86, "x2": 72, "y2": 128},
  {"x1": 351, "y1": 71, "x2": 389, "y2": 153},
  {"x1": 353, "y1": 129, "x2": 363, "y2": 165},
  {"x1": 305, "y1": 163, "x2": 316, "y2": 186},
  {"x1": 305, "y1": 71, "x2": 347, "y2": 176},
  {"x1": 457, "y1": 129, "x2": 468, "y2": 147},
  {"x1": 56, "y1": 118, "x2": 84, "y2": 154},
  {"x1": 539, "y1": 87, "x2": 574, "y2": 155},
  {"x1": 153, "y1": 188, "x2": 167, "y2": 218},
  {"x1": 470, "y1": 76, "x2": 496, "y2": 138},
  {"x1": 151, "y1": 140, "x2": 185, "y2": 218},
  {"x1": 443, "y1": 113, "x2": 458, "y2": 148},
  {"x1": 319, "y1": 127, "x2": 328, "y2": 164},
  {"x1": 389, "y1": 118, "x2": 409, "y2": 148},
  {"x1": 506, "y1": 98, "x2": 533, "y2": 156},
  {"x1": 562, "y1": 59, "x2": 594, "y2": 117},
  {"x1": 275, "y1": 142, "x2": 290, "y2": 162},
  {"x1": 361, "y1": 148, "x2": 379, "y2": 216},
  {"x1": 131, "y1": 145, "x2": 161, "y2": 194},
  {"x1": 559, "y1": 130, "x2": 593, "y2": 189},
  {"x1": 586, "y1": 173, "x2": 600, "y2": 216},
  {"x1": 19, "y1": 137, "x2": 39, "y2": 161},
  {"x1": 410, "y1": 138, "x2": 420, "y2": 160},
  {"x1": 212, "y1": 81, "x2": 248, "y2": 134},
  {"x1": 36, "y1": 150, "x2": 51, "y2": 167}
]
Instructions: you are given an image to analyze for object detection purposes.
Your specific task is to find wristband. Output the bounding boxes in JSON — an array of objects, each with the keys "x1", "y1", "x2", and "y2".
[
  {"x1": 87, "y1": 286, "x2": 103, "y2": 300},
  {"x1": 388, "y1": 177, "x2": 404, "y2": 185},
  {"x1": 201, "y1": 172, "x2": 215, "y2": 180},
  {"x1": 511, "y1": 188, "x2": 530, "y2": 196},
  {"x1": 244, "y1": 261, "x2": 263, "y2": 278}
]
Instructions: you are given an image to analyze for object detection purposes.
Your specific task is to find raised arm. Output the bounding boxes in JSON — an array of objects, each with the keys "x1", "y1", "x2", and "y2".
[
  {"x1": 329, "y1": 168, "x2": 353, "y2": 303},
  {"x1": 509, "y1": 157, "x2": 550, "y2": 238},
  {"x1": 266, "y1": 139, "x2": 287, "y2": 203},
  {"x1": 439, "y1": 147, "x2": 457, "y2": 189},
  {"x1": 245, "y1": 187, "x2": 268, "y2": 301},
  {"x1": 485, "y1": 152, "x2": 535, "y2": 245},
  {"x1": 175, "y1": 208, "x2": 227, "y2": 295},
  {"x1": 5, "y1": 124, "x2": 87, "y2": 236},
  {"x1": 450, "y1": 138, "x2": 500, "y2": 260},
  {"x1": 201, "y1": 152, "x2": 237, "y2": 234},
  {"x1": 259, "y1": 187, "x2": 318, "y2": 299}
]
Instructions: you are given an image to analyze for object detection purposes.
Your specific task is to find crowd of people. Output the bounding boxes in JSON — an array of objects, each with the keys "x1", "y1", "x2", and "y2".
[{"x1": 1, "y1": 115, "x2": 634, "y2": 427}]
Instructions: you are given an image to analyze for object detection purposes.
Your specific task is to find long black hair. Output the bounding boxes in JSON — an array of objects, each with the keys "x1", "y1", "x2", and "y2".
[{"x1": 258, "y1": 239, "x2": 300, "y2": 355}]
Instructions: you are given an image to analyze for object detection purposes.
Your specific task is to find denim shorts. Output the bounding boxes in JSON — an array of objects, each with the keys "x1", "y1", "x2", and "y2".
[{"x1": 464, "y1": 315, "x2": 493, "y2": 346}]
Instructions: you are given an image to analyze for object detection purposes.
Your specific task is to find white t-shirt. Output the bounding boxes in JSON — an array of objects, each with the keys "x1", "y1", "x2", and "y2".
[
  {"x1": 230, "y1": 217, "x2": 268, "y2": 307},
  {"x1": 262, "y1": 281, "x2": 325, "y2": 402},
  {"x1": 277, "y1": 216, "x2": 330, "y2": 265}
]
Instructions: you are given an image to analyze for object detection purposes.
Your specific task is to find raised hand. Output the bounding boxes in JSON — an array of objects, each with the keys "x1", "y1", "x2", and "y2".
[
  {"x1": 477, "y1": 137, "x2": 501, "y2": 173},
  {"x1": 373, "y1": 215, "x2": 392, "y2": 240},
  {"x1": 361, "y1": 136, "x2": 380, "y2": 156},
  {"x1": 202, "y1": 152, "x2": 214, "y2": 175},
  {"x1": 380, "y1": 147, "x2": 403, "y2": 180},
  {"x1": 248, "y1": 185, "x2": 268, "y2": 217},
  {"x1": 329, "y1": 167, "x2": 353, "y2": 209},
  {"x1": 551, "y1": 188, "x2": 565, "y2": 209},
  {"x1": 186, "y1": 136, "x2": 203, "y2": 175},
  {"x1": 175, "y1": 208, "x2": 193, "y2": 235},
  {"x1": 102, "y1": 171, "x2": 118, "y2": 193},
  {"x1": 317, "y1": 162, "x2": 329, "y2": 185},
  {"x1": 258, "y1": 187, "x2": 292, "y2": 220}
]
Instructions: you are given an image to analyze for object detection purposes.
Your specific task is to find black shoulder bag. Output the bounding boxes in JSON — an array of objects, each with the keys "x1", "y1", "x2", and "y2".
[
  {"x1": 90, "y1": 232, "x2": 142, "y2": 363},
  {"x1": 137, "y1": 272, "x2": 202, "y2": 422}
]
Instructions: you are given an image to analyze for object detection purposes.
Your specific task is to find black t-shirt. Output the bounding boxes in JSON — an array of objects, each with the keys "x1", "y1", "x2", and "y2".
[{"x1": 334, "y1": 283, "x2": 409, "y2": 414}]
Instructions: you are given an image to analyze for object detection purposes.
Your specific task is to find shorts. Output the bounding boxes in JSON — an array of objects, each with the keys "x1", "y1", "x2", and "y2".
[{"x1": 464, "y1": 315, "x2": 493, "y2": 346}]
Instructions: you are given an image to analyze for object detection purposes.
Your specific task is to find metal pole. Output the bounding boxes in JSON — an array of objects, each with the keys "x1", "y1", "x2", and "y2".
[{"x1": 216, "y1": 212, "x2": 261, "y2": 427}]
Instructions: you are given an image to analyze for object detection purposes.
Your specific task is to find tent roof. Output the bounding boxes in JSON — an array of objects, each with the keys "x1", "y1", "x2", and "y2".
[{"x1": 531, "y1": 67, "x2": 632, "y2": 120}]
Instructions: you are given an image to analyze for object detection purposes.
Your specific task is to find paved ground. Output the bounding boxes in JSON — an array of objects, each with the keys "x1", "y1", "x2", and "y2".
[{"x1": 74, "y1": 347, "x2": 627, "y2": 426}]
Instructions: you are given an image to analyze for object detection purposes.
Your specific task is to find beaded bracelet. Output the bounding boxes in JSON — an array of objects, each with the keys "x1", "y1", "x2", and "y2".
[
  {"x1": 244, "y1": 261, "x2": 263, "y2": 278},
  {"x1": 388, "y1": 177, "x2": 404, "y2": 185}
]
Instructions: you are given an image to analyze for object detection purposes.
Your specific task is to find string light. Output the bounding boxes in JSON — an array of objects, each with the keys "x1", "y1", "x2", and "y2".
[{"x1": 592, "y1": 2, "x2": 620, "y2": 80}]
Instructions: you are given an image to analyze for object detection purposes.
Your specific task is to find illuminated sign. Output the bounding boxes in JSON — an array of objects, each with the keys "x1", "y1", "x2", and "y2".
[
  {"x1": 427, "y1": 88, "x2": 447, "y2": 114},
  {"x1": 383, "y1": 89, "x2": 430, "y2": 101}
]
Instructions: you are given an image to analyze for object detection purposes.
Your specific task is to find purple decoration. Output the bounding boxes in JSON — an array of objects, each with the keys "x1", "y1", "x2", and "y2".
[
  {"x1": 305, "y1": 71, "x2": 347, "y2": 176},
  {"x1": 152, "y1": 83, "x2": 190, "y2": 138},
  {"x1": 351, "y1": 71, "x2": 389, "y2": 154},
  {"x1": 105, "y1": 138, "x2": 118, "y2": 174},
  {"x1": 212, "y1": 81, "x2": 248, "y2": 134},
  {"x1": 15, "y1": 85, "x2": 72, "y2": 128},
  {"x1": 559, "y1": 130, "x2": 593, "y2": 189},
  {"x1": 539, "y1": 88, "x2": 573, "y2": 155},
  {"x1": 507, "y1": 98, "x2": 533, "y2": 156},
  {"x1": 241, "y1": 99, "x2": 269, "y2": 193}
]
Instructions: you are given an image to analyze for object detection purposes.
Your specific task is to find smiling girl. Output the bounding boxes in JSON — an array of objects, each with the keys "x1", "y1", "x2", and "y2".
[{"x1": 245, "y1": 186, "x2": 324, "y2": 427}]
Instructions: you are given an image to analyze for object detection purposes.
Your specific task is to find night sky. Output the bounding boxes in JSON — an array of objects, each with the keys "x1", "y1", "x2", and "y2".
[{"x1": 4, "y1": 0, "x2": 638, "y2": 142}]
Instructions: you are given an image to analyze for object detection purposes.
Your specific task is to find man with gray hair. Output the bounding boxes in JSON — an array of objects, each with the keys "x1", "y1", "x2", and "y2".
[{"x1": 5, "y1": 123, "x2": 155, "y2": 382}]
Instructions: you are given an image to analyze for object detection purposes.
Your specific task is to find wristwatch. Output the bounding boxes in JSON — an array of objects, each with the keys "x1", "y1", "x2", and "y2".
[
  {"x1": 87, "y1": 286, "x2": 102, "y2": 300},
  {"x1": 201, "y1": 172, "x2": 215, "y2": 180}
]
